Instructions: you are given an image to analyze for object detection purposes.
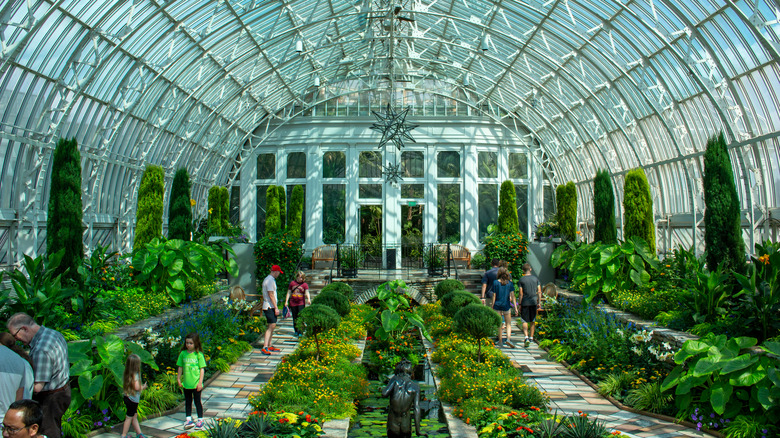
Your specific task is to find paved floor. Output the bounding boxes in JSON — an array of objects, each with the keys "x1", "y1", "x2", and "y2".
[{"x1": 95, "y1": 313, "x2": 708, "y2": 438}]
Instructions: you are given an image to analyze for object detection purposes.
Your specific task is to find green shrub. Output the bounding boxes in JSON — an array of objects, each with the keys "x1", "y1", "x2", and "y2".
[
  {"x1": 186, "y1": 278, "x2": 216, "y2": 301},
  {"x1": 298, "y1": 304, "x2": 341, "y2": 359},
  {"x1": 134, "y1": 165, "x2": 165, "y2": 251},
  {"x1": 624, "y1": 381, "x2": 672, "y2": 414},
  {"x1": 610, "y1": 288, "x2": 678, "y2": 320},
  {"x1": 311, "y1": 289, "x2": 350, "y2": 317},
  {"x1": 471, "y1": 252, "x2": 487, "y2": 270},
  {"x1": 498, "y1": 180, "x2": 519, "y2": 234},
  {"x1": 47, "y1": 137, "x2": 83, "y2": 285},
  {"x1": 623, "y1": 167, "x2": 655, "y2": 254},
  {"x1": 440, "y1": 290, "x2": 480, "y2": 317},
  {"x1": 320, "y1": 282, "x2": 354, "y2": 301},
  {"x1": 593, "y1": 169, "x2": 616, "y2": 244},
  {"x1": 288, "y1": 185, "x2": 304, "y2": 239},
  {"x1": 254, "y1": 230, "x2": 304, "y2": 289},
  {"x1": 276, "y1": 185, "x2": 287, "y2": 230},
  {"x1": 434, "y1": 279, "x2": 465, "y2": 301},
  {"x1": 654, "y1": 310, "x2": 692, "y2": 331},
  {"x1": 266, "y1": 185, "x2": 281, "y2": 234},
  {"x1": 703, "y1": 132, "x2": 745, "y2": 274},
  {"x1": 207, "y1": 186, "x2": 230, "y2": 235},
  {"x1": 452, "y1": 304, "x2": 501, "y2": 342},
  {"x1": 556, "y1": 181, "x2": 577, "y2": 241},
  {"x1": 480, "y1": 232, "x2": 529, "y2": 276},
  {"x1": 597, "y1": 371, "x2": 633, "y2": 397},
  {"x1": 168, "y1": 168, "x2": 192, "y2": 241}
]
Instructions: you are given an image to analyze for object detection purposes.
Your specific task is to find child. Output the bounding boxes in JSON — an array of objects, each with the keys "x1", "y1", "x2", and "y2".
[
  {"x1": 284, "y1": 271, "x2": 311, "y2": 337},
  {"x1": 491, "y1": 267, "x2": 518, "y2": 348},
  {"x1": 177, "y1": 332, "x2": 206, "y2": 429},
  {"x1": 121, "y1": 354, "x2": 148, "y2": 438}
]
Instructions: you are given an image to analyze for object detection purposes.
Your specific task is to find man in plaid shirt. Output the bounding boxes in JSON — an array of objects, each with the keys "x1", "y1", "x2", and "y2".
[{"x1": 7, "y1": 313, "x2": 70, "y2": 438}]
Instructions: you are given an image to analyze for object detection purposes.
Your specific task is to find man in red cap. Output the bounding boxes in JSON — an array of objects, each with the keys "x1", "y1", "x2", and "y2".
[{"x1": 260, "y1": 265, "x2": 283, "y2": 355}]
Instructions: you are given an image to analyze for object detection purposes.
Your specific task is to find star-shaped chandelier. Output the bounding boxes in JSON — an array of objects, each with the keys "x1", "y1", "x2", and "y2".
[
  {"x1": 370, "y1": 103, "x2": 418, "y2": 150},
  {"x1": 383, "y1": 161, "x2": 404, "y2": 186}
]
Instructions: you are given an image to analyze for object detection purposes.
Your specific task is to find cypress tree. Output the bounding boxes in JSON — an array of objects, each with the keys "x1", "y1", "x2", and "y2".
[
  {"x1": 134, "y1": 165, "x2": 165, "y2": 251},
  {"x1": 556, "y1": 182, "x2": 577, "y2": 241},
  {"x1": 208, "y1": 186, "x2": 222, "y2": 235},
  {"x1": 498, "y1": 180, "x2": 519, "y2": 234},
  {"x1": 288, "y1": 185, "x2": 304, "y2": 239},
  {"x1": 266, "y1": 185, "x2": 281, "y2": 234},
  {"x1": 703, "y1": 132, "x2": 745, "y2": 273},
  {"x1": 168, "y1": 168, "x2": 192, "y2": 240},
  {"x1": 219, "y1": 186, "x2": 230, "y2": 233},
  {"x1": 593, "y1": 169, "x2": 617, "y2": 243},
  {"x1": 47, "y1": 137, "x2": 83, "y2": 284},
  {"x1": 276, "y1": 185, "x2": 287, "y2": 230},
  {"x1": 623, "y1": 167, "x2": 655, "y2": 253}
]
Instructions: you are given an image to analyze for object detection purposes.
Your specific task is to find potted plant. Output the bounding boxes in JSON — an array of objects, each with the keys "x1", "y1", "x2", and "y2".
[
  {"x1": 424, "y1": 245, "x2": 445, "y2": 276},
  {"x1": 339, "y1": 246, "x2": 362, "y2": 278},
  {"x1": 535, "y1": 217, "x2": 560, "y2": 242}
]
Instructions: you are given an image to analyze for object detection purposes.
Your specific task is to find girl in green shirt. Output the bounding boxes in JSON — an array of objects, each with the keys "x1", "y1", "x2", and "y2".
[{"x1": 176, "y1": 333, "x2": 206, "y2": 429}]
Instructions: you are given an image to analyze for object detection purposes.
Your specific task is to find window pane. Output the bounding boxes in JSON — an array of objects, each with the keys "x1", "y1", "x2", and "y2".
[
  {"x1": 287, "y1": 184, "x2": 306, "y2": 242},
  {"x1": 402, "y1": 151, "x2": 424, "y2": 177},
  {"x1": 359, "y1": 184, "x2": 382, "y2": 198},
  {"x1": 478, "y1": 152, "x2": 497, "y2": 178},
  {"x1": 401, "y1": 184, "x2": 424, "y2": 198},
  {"x1": 287, "y1": 152, "x2": 306, "y2": 178},
  {"x1": 324, "y1": 151, "x2": 346, "y2": 178},
  {"x1": 257, "y1": 154, "x2": 275, "y2": 179},
  {"x1": 543, "y1": 185, "x2": 555, "y2": 219},
  {"x1": 359, "y1": 151, "x2": 382, "y2": 177},
  {"x1": 438, "y1": 151, "x2": 460, "y2": 177},
  {"x1": 516, "y1": 184, "x2": 528, "y2": 236},
  {"x1": 323, "y1": 184, "x2": 345, "y2": 243},
  {"x1": 478, "y1": 184, "x2": 497, "y2": 241},
  {"x1": 437, "y1": 184, "x2": 460, "y2": 243},
  {"x1": 255, "y1": 185, "x2": 270, "y2": 238},
  {"x1": 508, "y1": 153, "x2": 528, "y2": 179},
  {"x1": 230, "y1": 186, "x2": 240, "y2": 226}
]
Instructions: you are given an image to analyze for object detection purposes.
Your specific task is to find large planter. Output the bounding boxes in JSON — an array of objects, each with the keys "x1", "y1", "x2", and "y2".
[
  {"x1": 427, "y1": 266, "x2": 444, "y2": 276},
  {"x1": 229, "y1": 242, "x2": 257, "y2": 296},
  {"x1": 341, "y1": 267, "x2": 358, "y2": 278}
]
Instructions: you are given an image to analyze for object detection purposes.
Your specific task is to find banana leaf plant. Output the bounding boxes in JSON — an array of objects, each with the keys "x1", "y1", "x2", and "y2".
[
  {"x1": 132, "y1": 238, "x2": 238, "y2": 304},
  {"x1": 551, "y1": 237, "x2": 659, "y2": 305}
]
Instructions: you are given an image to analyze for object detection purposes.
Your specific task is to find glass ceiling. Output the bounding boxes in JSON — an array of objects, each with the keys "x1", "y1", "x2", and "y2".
[{"x1": 1, "y1": 0, "x2": 779, "y2": 251}]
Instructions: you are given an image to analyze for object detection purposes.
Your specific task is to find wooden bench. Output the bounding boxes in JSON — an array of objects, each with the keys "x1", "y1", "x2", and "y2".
[
  {"x1": 311, "y1": 245, "x2": 337, "y2": 269},
  {"x1": 438, "y1": 244, "x2": 471, "y2": 268}
]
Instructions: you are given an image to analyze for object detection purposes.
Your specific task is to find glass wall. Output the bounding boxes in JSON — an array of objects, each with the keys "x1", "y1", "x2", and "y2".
[
  {"x1": 437, "y1": 184, "x2": 460, "y2": 243},
  {"x1": 323, "y1": 184, "x2": 346, "y2": 243},
  {"x1": 478, "y1": 184, "x2": 498, "y2": 241}
]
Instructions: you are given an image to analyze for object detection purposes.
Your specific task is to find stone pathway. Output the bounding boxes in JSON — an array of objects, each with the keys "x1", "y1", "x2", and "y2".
[{"x1": 498, "y1": 338, "x2": 709, "y2": 438}]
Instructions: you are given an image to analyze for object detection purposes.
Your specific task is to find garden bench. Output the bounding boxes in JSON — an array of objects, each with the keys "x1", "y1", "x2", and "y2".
[
  {"x1": 311, "y1": 244, "x2": 337, "y2": 269},
  {"x1": 440, "y1": 244, "x2": 471, "y2": 268}
]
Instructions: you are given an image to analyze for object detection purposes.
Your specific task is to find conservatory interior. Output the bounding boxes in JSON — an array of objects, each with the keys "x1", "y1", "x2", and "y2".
[{"x1": 0, "y1": 0, "x2": 779, "y2": 437}]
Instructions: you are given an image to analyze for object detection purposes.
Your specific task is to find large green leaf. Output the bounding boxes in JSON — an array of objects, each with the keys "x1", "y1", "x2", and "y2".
[
  {"x1": 168, "y1": 286, "x2": 185, "y2": 304},
  {"x1": 661, "y1": 366, "x2": 683, "y2": 392},
  {"x1": 69, "y1": 359, "x2": 98, "y2": 377},
  {"x1": 170, "y1": 277, "x2": 186, "y2": 290},
  {"x1": 728, "y1": 364, "x2": 767, "y2": 387},
  {"x1": 78, "y1": 373, "x2": 104, "y2": 400},
  {"x1": 187, "y1": 251, "x2": 204, "y2": 269},
  {"x1": 160, "y1": 250, "x2": 177, "y2": 267},
  {"x1": 757, "y1": 387, "x2": 776, "y2": 411},
  {"x1": 125, "y1": 342, "x2": 159, "y2": 371},
  {"x1": 381, "y1": 310, "x2": 401, "y2": 333},
  {"x1": 226, "y1": 258, "x2": 239, "y2": 277},
  {"x1": 602, "y1": 276, "x2": 617, "y2": 292},
  {"x1": 677, "y1": 374, "x2": 708, "y2": 395},
  {"x1": 720, "y1": 354, "x2": 759, "y2": 375},
  {"x1": 709, "y1": 382, "x2": 732, "y2": 415},
  {"x1": 586, "y1": 266, "x2": 602, "y2": 286},
  {"x1": 629, "y1": 269, "x2": 649, "y2": 287},
  {"x1": 762, "y1": 341, "x2": 780, "y2": 356},
  {"x1": 598, "y1": 246, "x2": 620, "y2": 265},
  {"x1": 67, "y1": 340, "x2": 92, "y2": 364},
  {"x1": 693, "y1": 357, "x2": 724, "y2": 377},
  {"x1": 97, "y1": 335, "x2": 126, "y2": 366},
  {"x1": 168, "y1": 258, "x2": 185, "y2": 276},
  {"x1": 627, "y1": 254, "x2": 644, "y2": 272},
  {"x1": 768, "y1": 367, "x2": 780, "y2": 387}
]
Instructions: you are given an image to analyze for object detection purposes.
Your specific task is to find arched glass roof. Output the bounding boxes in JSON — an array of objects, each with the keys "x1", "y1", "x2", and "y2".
[{"x1": 1, "y1": 0, "x2": 779, "y2": 257}]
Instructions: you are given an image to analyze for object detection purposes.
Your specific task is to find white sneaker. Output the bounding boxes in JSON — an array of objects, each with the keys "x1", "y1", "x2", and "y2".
[{"x1": 184, "y1": 420, "x2": 195, "y2": 429}]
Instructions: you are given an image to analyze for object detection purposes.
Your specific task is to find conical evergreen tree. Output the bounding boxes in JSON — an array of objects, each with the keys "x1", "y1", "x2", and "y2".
[
  {"x1": 498, "y1": 180, "x2": 519, "y2": 234},
  {"x1": 266, "y1": 185, "x2": 281, "y2": 234},
  {"x1": 134, "y1": 165, "x2": 165, "y2": 251},
  {"x1": 704, "y1": 132, "x2": 745, "y2": 273},
  {"x1": 276, "y1": 185, "x2": 287, "y2": 230},
  {"x1": 47, "y1": 137, "x2": 83, "y2": 284},
  {"x1": 556, "y1": 182, "x2": 577, "y2": 241},
  {"x1": 288, "y1": 185, "x2": 305, "y2": 239},
  {"x1": 623, "y1": 167, "x2": 655, "y2": 253},
  {"x1": 219, "y1": 186, "x2": 230, "y2": 233},
  {"x1": 593, "y1": 169, "x2": 617, "y2": 243},
  {"x1": 168, "y1": 168, "x2": 192, "y2": 240}
]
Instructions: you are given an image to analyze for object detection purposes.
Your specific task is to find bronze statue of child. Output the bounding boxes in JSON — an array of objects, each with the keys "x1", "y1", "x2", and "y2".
[{"x1": 382, "y1": 359, "x2": 424, "y2": 437}]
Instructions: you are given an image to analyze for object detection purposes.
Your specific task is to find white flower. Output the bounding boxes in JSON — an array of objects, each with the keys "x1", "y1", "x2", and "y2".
[
  {"x1": 631, "y1": 346, "x2": 642, "y2": 355},
  {"x1": 616, "y1": 329, "x2": 625, "y2": 337}
]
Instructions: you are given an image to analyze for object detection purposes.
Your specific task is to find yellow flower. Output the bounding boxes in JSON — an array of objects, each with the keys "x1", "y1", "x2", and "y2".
[
  {"x1": 759, "y1": 254, "x2": 770, "y2": 265},
  {"x1": 208, "y1": 208, "x2": 213, "y2": 215},
  {"x1": 190, "y1": 199, "x2": 196, "y2": 207}
]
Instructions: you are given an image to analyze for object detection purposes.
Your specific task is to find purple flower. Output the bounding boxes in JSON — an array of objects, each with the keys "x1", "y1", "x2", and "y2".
[
  {"x1": 97, "y1": 422, "x2": 103, "y2": 427},
  {"x1": 710, "y1": 413, "x2": 715, "y2": 418},
  {"x1": 696, "y1": 422, "x2": 702, "y2": 430},
  {"x1": 102, "y1": 409, "x2": 109, "y2": 414}
]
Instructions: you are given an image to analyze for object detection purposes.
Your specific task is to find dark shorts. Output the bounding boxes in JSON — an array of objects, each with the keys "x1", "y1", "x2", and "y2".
[
  {"x1": 521, "y1": 305, "x2": 537, "y2": 323},
  {"x1": 124, "y1": 396, "x2": 139, "y2": 417},
  {"x1": 263, "y1": 308, "x2": 278, "y2": 324}
]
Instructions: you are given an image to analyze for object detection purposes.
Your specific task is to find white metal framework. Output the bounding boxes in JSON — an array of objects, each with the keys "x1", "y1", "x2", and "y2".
[{"x1": 1, "y1": 0, "x2": 779, "y2": 264}]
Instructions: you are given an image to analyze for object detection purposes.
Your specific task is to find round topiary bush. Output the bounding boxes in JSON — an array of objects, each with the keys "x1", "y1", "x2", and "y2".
[
  {"x1": 298, "y1": 304, "x2": 341, "y2": 359},
  {"x1": 434, "y1": 279, "x2": 465, "y2": 301},
  {"x1": 312, "y1": 289, "x2": 351, "y2": 317},
  {"x1": 320, "y1": 282, "x2": 355, "y2": 301},
  {"x1": 453, "y1": 303, "x2": 502, "y2": 362},
  {"x1": 440, "y1": 290, "x2": 481, "y2": 318}
]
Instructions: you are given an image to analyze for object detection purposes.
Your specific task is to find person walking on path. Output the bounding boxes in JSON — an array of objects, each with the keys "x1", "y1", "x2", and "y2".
[
  {"x1": 284, "y1": 271, "x2": 311, "y2": 337},
  {"x1": 0, "y1": 343, "x2": 34, "y2": 422},
  {"x1": 2, "y1": 399, "x2": 46, "y2": 438},
  {"x1": 517, "y1": 263, "x2": 542, "y2": 348},
  {"x1": 177, "y1": 333, "x2": 206, "y2": 430},
  {"x1": 480, "y1": 258, "x2": 500, "y2": 304},
  {"x1": 6, "y1": 314, "x2": 70, "y2": 438},
  {"x1": 261, "y1": 265, "x2": 283, "y2": 355},
  {"x1": 491, "y1": 267, "x2": 518, "y2": 348},
  {"x1": 121, "y1": 354, "x2": 147, "y2": 438}
]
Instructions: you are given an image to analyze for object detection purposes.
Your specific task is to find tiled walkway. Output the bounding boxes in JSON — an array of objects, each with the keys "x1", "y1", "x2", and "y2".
[{"x1": 500, "y1": 339, "x2": 709, "y2": 438}]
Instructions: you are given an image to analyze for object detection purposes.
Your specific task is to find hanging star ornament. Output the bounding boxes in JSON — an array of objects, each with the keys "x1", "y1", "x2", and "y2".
[
  {"x1": 370, "y1": 103, "x2": 418, "y2": 150},
  {"x1": 383, "y1": 160, "x2": 404, "y2": 186}
]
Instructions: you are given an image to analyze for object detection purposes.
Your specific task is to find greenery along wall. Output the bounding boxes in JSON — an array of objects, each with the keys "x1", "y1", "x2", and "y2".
[
  {"x1": 704, "y1": 132, "x2": 745, "y2": 274},
  {"x1": 134, "y1": 165, "x2": 165, "y2": 251},
  {"x1": 288, "y1": 185, "x2": 305, "y2": 239},
  {"x1": 623, "y1": 167, "x2": 655, "y2": 253},
  {"x1": 556, "y1": 182, "x2": 577, "y2": 242},
  {"x1": 593, "y1": 169, "x2": 617, "y2": 244},
  {"x1": 266, "y1": 185, "x2": 281, "y2": 234},
  {"x1": 47, "y1": 137, "x2": 83, "y2": 284},
  {"x1": 208, "y1": 186, "x2": 230, "y2": 235},
  {"x1": 168, "y1": 168, "x2": 192, "y2": 241}
]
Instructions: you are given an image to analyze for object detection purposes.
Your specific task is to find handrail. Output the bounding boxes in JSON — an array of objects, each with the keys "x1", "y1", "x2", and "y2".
[{"x1": 446, "y1": 242, "x2": 460, "y2": 281}]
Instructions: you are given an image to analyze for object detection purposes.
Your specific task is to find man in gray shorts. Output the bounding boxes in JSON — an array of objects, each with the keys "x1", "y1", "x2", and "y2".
[
  {"x1": 517, "y1": 263, "x2": 542, "y2": 348},
  {"x1": 260, "y1": 265, "x2": 283, "y2": 355}
]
